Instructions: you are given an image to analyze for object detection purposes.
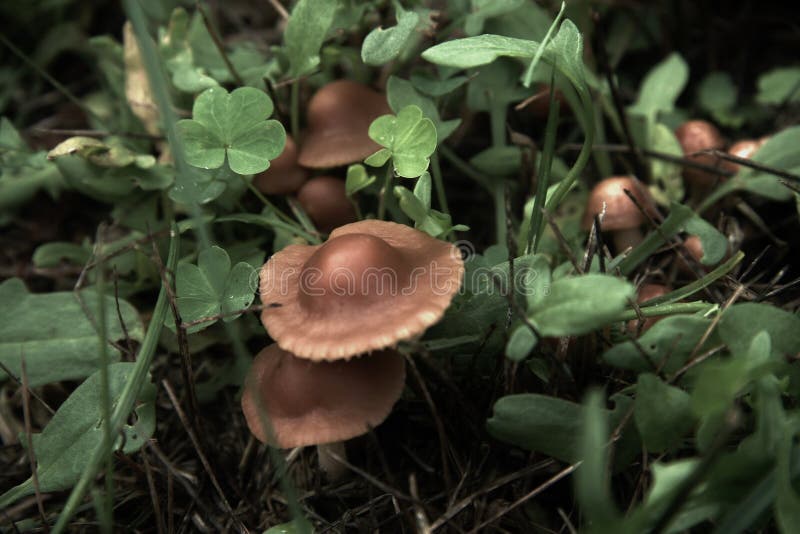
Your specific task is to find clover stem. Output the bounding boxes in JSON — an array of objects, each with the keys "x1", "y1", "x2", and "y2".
[
  {"x1": 430, "y1": 151, "x2": 450, "y2": 216},
  {"x1": 494, "y1": 181, "x2": 507, "y2": 246},
  {"x1": 290, "y1": 81, "x2": 300, "y2": 141},
  {"x1": 240, "y1": 176, "x2": 321, "y2": 243},
  {"x1": 377, "y1": 165, "x2": 393, "y2": 220}
]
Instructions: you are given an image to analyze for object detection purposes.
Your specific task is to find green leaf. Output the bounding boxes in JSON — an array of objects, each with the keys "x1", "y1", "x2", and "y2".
[
  {"x1": 32, "y1": 242, "x2": 91, "y2": 268},
  {"x1": 283, "y1": 0, "x2": 338, "y2": 78},
  {"x1": 469, "y1": 145, "x2": 522, "y2": 176},
  {"x1": 645, "y1": 122, "x2": 685, "y2": 205},
  {"x1": 409, "y1": 71, "x2": 468, "y2": 97},
  {"x1": 465, "y1": 59, "x2": 529, "y2": 112},
  {"x1": 506, "y1": 325, "x2": 538, "y2": 361},
  {"x1": 756, "y1": 66, "x2": 800, "y2": 105},
  {"x1": 464, "y1": 0, "x2": 525, "y2": 36},
  {"x1": 718, "y1": 302, "x2": 800, "y2": 358},
  {"x1": 634, "y1": 373, "x2": 694, "y2": 452},
  {"x1": 264, "y1": 517, "x2": 314, "y2": 534},
  {"x1": 576, "y1": 390, "x2": 620, "y2": 528},
  {"x1": 776, "y1": 421, "x2": 800, "y2": 534},
  {"x1": 344, "y1": 163, "x2": 376, "y2": 196},
  {"x1": 361, "y1": 2, "x2": 420, "y2": 66},
  {"x1": 684, "y1": 213, "x2": 728, "y2": 265},
  {"x1": 366, "y1": 105, "x2": 437, "y2": 178},
  {"x1": 528, "y1": 274, "x2": 634, "y2": 336},
  {"x1": 628, "y1": 53, "x2": 689, "y2": 119},
  {"x1": 698, "y1": 71, "x2": 737, "y2": 113},
  {"x1": 603, "y1": 315, "x2": 717, "y2": 374},
  {"x1": 413, "y1": 171, "x2": 432, "y2": 208},
  {"x1": 0, "y1": 363, "x2": 155, "y2": 508},
  {"x1": 386, "y1": 76, "x2": 460, "y2": 142},
  {"x1": 0, "y1": 278, "x2": 144, "y2": 387},
  {"x1": 174, "y1": 246, "x2": 256, "y2": 333},
  {"x1": 177, "y1": 86, "x2": 286, "y2": 175}
]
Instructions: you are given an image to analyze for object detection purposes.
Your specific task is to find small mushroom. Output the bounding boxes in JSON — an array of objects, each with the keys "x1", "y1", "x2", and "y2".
[
  {"x1": 674, "y1": 120, "x2": 727, "y2": 194},
  {"x1": 581, "y1": 176, "x2": 656, "y2": 253},
  {"x1": 259, "y1": 220, "x2": 464, "y2": 360},
  {"x1": 627, "y1": 283, "x2": 670, "y2": 333},
  {"x1": 296, "y1": 175, "x2": 357, "y2": 233},
  {"x1": 725, "y1": 138, "x2": 766, "y2": 174},
  {"x1": 241, "y1": 343, "x2": 405, "y2": 479},
  {"x1": 253, "y1": 135, "x2": 308, "y2": 195},
  {"x1": 298, "y1": 80, "x2": 391, "y2": 169}
]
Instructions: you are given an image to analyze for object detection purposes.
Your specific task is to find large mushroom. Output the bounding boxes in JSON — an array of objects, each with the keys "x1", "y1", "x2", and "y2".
[
  {"x1": 298, "y1": 80, "x2": 391, "y2": 169},
  {"x1": 581, "y1": 176, "x2": 656, "y2": 253},
  {"x1": 296, "y1": 175, "x2": 357, "y2": 233},
  {"x1": 259, "y1": 220, "x2": 464, "y2": 360},
  {"x1": 253, "y1": 134, "x2": 308, "y2": 195},
  {"x1": 241, "y1": 343, "x2": 405, "y2": 479}
]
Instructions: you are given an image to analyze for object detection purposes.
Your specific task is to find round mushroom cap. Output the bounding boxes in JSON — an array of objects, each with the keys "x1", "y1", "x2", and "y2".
[
  {"x1": 241, "y1": 344, "x2": 405, "y2": 448},
  {"x1": 253, "y1": 135, "x2": 308, "y2": 195},
  {"x1": 674, "y1": 120, "x2": 726, "y2": 185},
  {"x1": 298, "y1": 80, "x2": 391, "y2": 169},
  {"x1": 259, "y1": 220, "x2": 464, "y2": 360},
  {"x1": 581, "y1": 176, "x2": 656, "y2": 231},
  {"x1": 296, "y1": 176, "x2": 357, "y2": 233}
]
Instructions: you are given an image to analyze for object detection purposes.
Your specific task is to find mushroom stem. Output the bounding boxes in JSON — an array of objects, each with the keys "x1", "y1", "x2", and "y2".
[
  {"x1": 317, "y1": 441, "x2": 348, "y2": 480},
  {"x1": 613, "y1": 227, "x2": 643, "y2": 254}
]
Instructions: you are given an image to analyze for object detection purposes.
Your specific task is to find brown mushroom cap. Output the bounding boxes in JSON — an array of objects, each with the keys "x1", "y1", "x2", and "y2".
[
  {"x1": 581, "y1": 176, "x2": 655, "y2": 231},
  {"x1": 726, "y1": 138, "x2": 765, "y2": 174},
  {"x1": 259, "y1": 220, "x2": 464, "y2": 360},
  {"x1": 241, "y1": 344, "x2": 405, "y2": 448},
  {"x1": 296, "y1": 176, "x2": 357, "y2": 233},
  {"x1": 253, "y1": 135, "x2": 308, "y2": 195},
  {"x1": 298, "y1": 80, "x2": 391, "y2": 169},
  {"x1": 628, "y1": 283, "x2": 670, "y2": 332},
  {"x1": 674, "y1": 120, "x2": 726, "y2": 185}
]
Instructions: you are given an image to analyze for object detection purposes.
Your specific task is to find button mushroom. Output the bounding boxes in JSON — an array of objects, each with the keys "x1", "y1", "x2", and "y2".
[
  {"x1": 581, "y1": 176, "x2": 656, "y2": 253},
  {"x1": 259, "y1": 220, "x2": 464, "y2": 360},
  {"x1": 296, "y1": 175, "x2": 357, "y2": 234},
  {"x1": 674, "y1": 120, "x2": 727, "y2": 195},
  {"x1": 241, "y1": 343, "x2": 405, "y2": 479},
  {"x1": 298, "y1": 80, "x2": 391, "y2": 169},
  {"x1": 253, "y1": 134, "x2": 308, "y2": 195},
  {"x1": 725, "y1": 138, "x2": 766, "y2": 174}
]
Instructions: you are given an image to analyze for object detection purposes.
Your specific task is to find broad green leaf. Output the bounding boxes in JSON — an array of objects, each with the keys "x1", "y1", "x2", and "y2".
[
  {"x1": 344, "y1": 163, "x2": 376, "y2": 196},
  {"x1": 386, "y1": 76, "x2": 460, "y2": 141},
  {"x1": 409, "y1": 71, "x2": 468, "y2": 97},
  {"x1": 175, "y1": 246, "x2": 256, "y2": 333},
  {"x1": 413, "y1": 171, "x2": 432, "y2": 208},
  {"x1": 718, "y1": 302, "x2": 800, "y2": 357},
  {"x1": 628, "y1": 53, "x2": 688, "y2": 119},
  {"x1": 698, "y1": 71, "x2": 737, "y2": 113},
  {"x1": 528, "y1": 274, "x2": 634, "y2": 336},
  {"x1": 394, "y1": 185, "x2": 428, "y2": 222},
  {"x1": 361, "y1": 2, "x2": 419, "y2": 65},
  {"x1": 0, "y1": 363, "x2": 155, "y2": 508},
  {"x1": 283, "y1": 0, "x2": 338, "y2": 78},
  {"x1": 756, "y1": 66, "x2": 800, "y2": 105},
  {"x1": 464, "y1": 0, "x2": 525, "y2": 36},
  {"x1": 466, "y1": 59, "x2": 529, "y2": 112},
  {"x1": 483, "y1": 0, "x2": 552, "y2": 41},
  {"x1": 366, "y1": 105, "x2": 437, "y2": 178},
  {"x1": 470, "y1": 145, "x2": 522, "y2": 176},
  {"x1": 684, "y1": 213, "x2": 727, "y2": 265},
  {"x1": 635, "y1": 373, "x2": 694, "y2": 452},
  {"x1": 177, "y1": 86, "x2": 285, "y2": 175},
  {"x1": 603, "y1": 315, "x2": 717, "y2": 374},
  {"x1": 736, "y1": 126, "x2": 800, "y2": 201},
  {"x1": 0, "y1": 278, "x2": 144, "y2": 386},
  {"x1": 32, "y1": 242, "x2": 91, "y2": 268},
  {"x1": 691, "y1": 331, "x2": 773, "y2": 418},
  {"x1": 505, "y1": 325, "x2": 538, "y2": 361},
  {"x1": 576, "y1": 390, "x2": 620, "y2": 528}
]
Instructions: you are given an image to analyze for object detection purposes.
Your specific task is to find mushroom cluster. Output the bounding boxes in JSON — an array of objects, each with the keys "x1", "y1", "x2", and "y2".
[
  {"x1": 242, "y1": 219, "x2": 464, "y2": 477},
  {"x1": 253, "y1": 80, "x2": 390, "y2": 233}
]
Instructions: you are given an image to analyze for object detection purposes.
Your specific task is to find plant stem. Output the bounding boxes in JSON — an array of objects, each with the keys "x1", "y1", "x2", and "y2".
[
  {"x1": 291, "y1": 80, "x2": 300, "y2": 141},
  {"x1": 494, "y1": 181, "x2": 507, "y2": 246},
  {"x1": 438, "y1": 144, "x2": 492, "y2": 192},
  {"x1": 377, "y1": 165, "x2": 393, "y2": 220},
  {"x1": 430, "y1": 151, "x2": 450, "y2": 215},
  {"x1": 528, "y1": 74, "x2": 560, "y2": 254},
  {"x1": 614, "y1": 301, "x2": 714, "y2": 322}
]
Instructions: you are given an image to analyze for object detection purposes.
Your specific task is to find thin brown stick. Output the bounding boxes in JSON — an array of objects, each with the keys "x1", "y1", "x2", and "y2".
[
  {"x1": 161, "y1": 380, "x2": 248, "y2": 533},
  {"x1": 267, "y1": 0, "x2": 290, "y2": 20},
  {"x1": 142, "y1": 450, "x2": 166, "y2": 534},
  {"x1": 21, "y1": 357, "x2": 49, "y2": 532},
  {"x1": 699, "y1": 149, "x2": 800, "y2": 182},
  {"x1": 0, "y1": 361, "x2": 56, "y2": 415},
  {"x1": 195, "y1": 2, "x2": 245, "y2": 86}
]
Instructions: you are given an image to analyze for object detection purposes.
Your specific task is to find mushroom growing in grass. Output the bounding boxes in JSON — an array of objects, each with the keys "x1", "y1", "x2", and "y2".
[
  {"x1": 582, "y1": 176, "x2": 657, "y2": 253},
  {"x1": 241, "y1": 343, "x2": 405, "y2": 480},
  {"x1": 253, "y1": 134, "x2": 308, "y2": 195},
  {"x1": 628, "y1": 283, "x2": 670, "y2": 333},
  {"x1": 259, "y1": 219, "x2": 464, "y2": 360},
  {"x1": 675, "y1": 120, "x2": 727, "y2": 195},
  {"x1": 298, "y1": 80, "x2": 391, "y2": 169},
  {"x1": 725, "y1": 138, "x2": 767, "y2": 174},
  {"x1": 296, "y1": 175, "x2": 357, "y2": 233}
]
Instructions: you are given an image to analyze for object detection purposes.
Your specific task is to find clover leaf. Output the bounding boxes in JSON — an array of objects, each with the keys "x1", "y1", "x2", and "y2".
[
  {"x1": 174, "y1": 246, "x2": 257, "y2": 333},
  {"x1": 361, "y1": 2, "x2": 420, "y2": 66},
  {"x1": 365, "y1": 104, "x2": 437, "y2": 178},
  {"x1": 177, "y1": 86, "x2": 285, "y2": 175}
]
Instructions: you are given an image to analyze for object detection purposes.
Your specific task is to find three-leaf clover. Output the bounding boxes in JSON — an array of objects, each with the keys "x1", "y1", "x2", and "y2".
[
  {"x1": 365, "y1": 104, "x2": 437, "y2": 178},
  {"x1": 177, "y1": 86, "x2": 285, "y2": 175},
  {"x1": 175, "y1": 246, "x2": 257, "y2": 333}
]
